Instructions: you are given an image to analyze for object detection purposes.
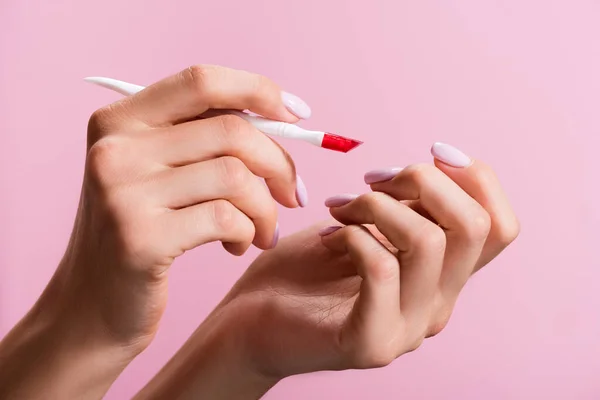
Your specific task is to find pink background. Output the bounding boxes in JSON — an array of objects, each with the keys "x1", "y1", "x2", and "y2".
[{"x1": 1, "y1": 1, "x2": 599, "y2": 399}]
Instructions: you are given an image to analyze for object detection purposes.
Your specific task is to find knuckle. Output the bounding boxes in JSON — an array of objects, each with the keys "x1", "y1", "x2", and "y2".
[
  {"x1": 239, "y1": 217, "x2": 257, "y2": 242},
  {"x1": 496, "y1": 217, "x2": 521, "y2": 247},
  {"x1": 354, "y1": 344, "x2": 397, "y2": 369},
  {"x1": 413, "y1": 223, "x2": 446, "y2": 254},
  {"x1": 218, "y1": 156, "x2": 250, "y2": 189},
  {"x1": 87, "y1": 106, "x2": 116, "y2": 142},
  {"x1": 218, "y1": 114, "x2": 249, "y2": 142},
  {"x1": 219, "y1": 116, "x2": 274, "y2": 166},
  {"x1": 405, "y1": 336, "x2": 425, "y2": 353},
  {"x1": 88, "y1": 107, "x2": 110, "y2": 131},
  {"x1": 183, "y1": 64, "x2": 216, "y2": 94},
  {"x1": 360, "y1": 192, "x2": 387, "y2": 210},
  {"x1": 217, "y1": 115, "x2": 261, "y2": 156},
  {"x1": 373, "y1": 255, "x2": 400, "y2": 283},
  {"x1": 353, "y1": 238, "x2": 400, "y2": 283},
  {"x1": 210, "y1": 199, "x2": 238, "y2": 232},
  {"x1": 404, "y1": 163, "x2": 436, "y2": 185},
  {"x1": 86, "y1": 136, "x2": 130, "y2": 183},
  {"x1": 464, "y1": 208, "x2": 492, "y2": 242},
  {"x1": 428, "y1": 304, "x2": 454, "y2": 338}
]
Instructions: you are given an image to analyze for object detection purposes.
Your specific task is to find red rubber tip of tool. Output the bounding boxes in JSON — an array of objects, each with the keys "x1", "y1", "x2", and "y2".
[{"x1": 321, "y1": 133, "x2": 363, "y2": 153}]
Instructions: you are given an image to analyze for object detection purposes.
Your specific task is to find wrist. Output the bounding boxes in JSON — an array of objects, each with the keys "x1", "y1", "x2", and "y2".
[
  {"x1": 0, "y1": 289, "x2": 136, "y2": 399},
  {"x1": 135, "y1": 301, "x2": 279, "y2": 400},
  {"x1": 49, "y1": 246, "x2": 158, "y2": 353}
]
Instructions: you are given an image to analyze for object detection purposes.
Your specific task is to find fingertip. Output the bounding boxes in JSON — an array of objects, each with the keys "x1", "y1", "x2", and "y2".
[
  {"x1": 328, "y1": 206, "x2": 349, "y2": 226},
  {"x1": 272, "y1": 221, "x2": 280, "y2": 248},
  {"x1": 258, "y1": 106, "x2": 298, "y2": 123},
  {"x1": 295, "y1": 174, "x2": 308, "y2": 208},
  {"x1": 319, "y1": 225, "x2": 349, "y2": 254},
  {"x1": 222, "y1": 241, "x2": 250, "y2": 256},
  {"x1": 260, "y1": 142, "x2": 302, "y2": 208},
  {"x1": 252, "y1": 221, "x2": 280, "y2": 250},
  {"x1": 324, "y1": 193, "x2": 359, "y2": 208},
  {"x1": 277, "y1": 109, "x2": 302, "y2": 124},
  {"x1": 274, "y1": 192, "x2": 301, "y2": 209},
  {"x1": 248, "y1": 74, "x2": 305, "y2": 122},
  {"x1": 434, "y1": 157, "x2": 465, "y2": 174},
  {"x1": 265, "y1": 180, "x2": 301, "y2": 209},
  {"x1": 281, "y1": 91, "x2": 312, "y2": 120},
  {"x1": 319, "y1": 225, "x2": 343, "y2": 237},
  {"x1": 434, "y1": 158, "x2": 493, "y2": 184},
  {"x1": 431, "y1": 142, "x2": 473, "y2": 168}
]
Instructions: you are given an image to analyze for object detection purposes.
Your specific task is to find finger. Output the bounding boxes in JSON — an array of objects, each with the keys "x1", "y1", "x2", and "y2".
[
  {"x1": 160, "y1": 199, "x2": 256, "y2": 257},
  {"x1": 369, "y1": 164, "x2": 490, "y2": 297},
  {"x1": 431, "y1": 142, "x2": 520, "y2": 270},
  {"x1": 112, "y1": 65, "x2": 306, "y2": 127},
  {"x1": 150, "y1": 156, "x2": 277, "y2": 249},
  {"x1": 144, "y1": 114, "x2": 300, "y2": 207},
  {"x1": 326, "y1": 193, "x2": 445, "y2": 323},
  {"x1": 320, "y1": 225, "x2": 403, "y2": 364}
]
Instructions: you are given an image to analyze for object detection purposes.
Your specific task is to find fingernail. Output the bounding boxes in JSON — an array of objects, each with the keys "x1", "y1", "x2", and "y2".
[
  {"x1": 431, "y1": 142, "x2": 472, "y2": 168},
  {"x1": 324, "y1": 194, "x2": 359, "y2": 207},
  {"x1": 364, "y1": 167, "x2": 404, "y2": 184},
  {"x1": 319, "y1": 226, "x2": 342, "y2": 236},
  {"x1": 295, "y1": 175, "x2": 308, "y2": 207},
  {"x1": 281, "y1": 91, "x2": 312, "y2": 119},
  {"x1": 271, "y1": 222, "x2": 280, "y2": 248}
]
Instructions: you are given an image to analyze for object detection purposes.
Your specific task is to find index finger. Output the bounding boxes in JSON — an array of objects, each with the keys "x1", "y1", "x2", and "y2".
[{"x1": 107, "y1": 65, "x2": 310, "y2": 128}]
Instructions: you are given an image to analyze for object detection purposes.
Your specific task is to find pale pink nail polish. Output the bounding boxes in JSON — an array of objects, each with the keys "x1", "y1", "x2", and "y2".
[
  {"x1": 271, "y1": 222, "x2": 280, "y2": 248},
  {"x1": 281, "y1": 91, "x2": 312, "y2": 119},
  {"x1": 364, "y1": 167, "x2": 404, "y2": 184},
  {"x1": 295, "y1": 175, "x2": 308, "y2": 207},
  {"x1": 319, "y1": 226, "x2": 342, "y2": 236},
  {"x1": 431, "y1": 142, "x2": 472, "y2": 168},
  {"x1": 324, "y1": 194, "x2": 359, "y2": 207}
]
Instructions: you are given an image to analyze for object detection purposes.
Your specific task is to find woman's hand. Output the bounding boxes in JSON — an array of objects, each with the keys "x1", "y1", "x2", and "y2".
[
  {"x1": 68, "y1": 65, "x2": 309, "y2": 345},
  {"x1": 0, "y1": 65, "x2": 310, "y2": 399},
  {"x1": 135, "y1": 143, "x2": 519, "y2": 399}
]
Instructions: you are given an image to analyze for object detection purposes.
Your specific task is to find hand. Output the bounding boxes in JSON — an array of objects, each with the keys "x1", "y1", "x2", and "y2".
[
  {"x1": 0, "y1": 65, "x2": 310, "y2": 399},
  {"x1": 64, "y1": 64, "x2": 311, "y2": 345},
  {"x1": 136, "y1": 143, "x2": 519, "y2": 399},
  {"x1": 240, "y1": 143, "x2": 519, "y2": 375}
]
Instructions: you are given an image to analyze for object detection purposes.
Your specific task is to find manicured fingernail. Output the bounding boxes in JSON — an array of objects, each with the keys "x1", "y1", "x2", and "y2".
[
  {"x1": 281, "y1": 91, "x2": 312, "y2": 119},
  {"x1": 295, "y1": 175, "x2": 308, "y2": 207},
  {"x1": 319, "y1": 226, "x2": 342, "y2": 236},
  {"x1": 271, "y1": 222, "x2": 280, "y2": 248},
  {"x1": 364, "y1": 167, "x2": 404, "y2": 184},
  {"x1": 431, "y1": 142, "x2": 472, "y2": 168},
  {"x1": 324, "y1": 194, "x2": 359, "y2": 207}
]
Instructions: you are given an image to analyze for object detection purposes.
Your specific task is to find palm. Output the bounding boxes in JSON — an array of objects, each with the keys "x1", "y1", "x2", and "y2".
[{"x1": 223, "y1": 222, "x2": 396, "y2": 378}]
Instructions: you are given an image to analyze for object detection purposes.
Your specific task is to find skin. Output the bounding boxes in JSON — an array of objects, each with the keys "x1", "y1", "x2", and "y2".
[
  {"x1": 0, "y1": 65, "x2": 519, "y2": 399},
  {"x1": 134, "y1": 158, "x2": 519, "y2": 399},
  {"x1": 0, "y1": 65, "x2": 304, "y2": 399}
]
